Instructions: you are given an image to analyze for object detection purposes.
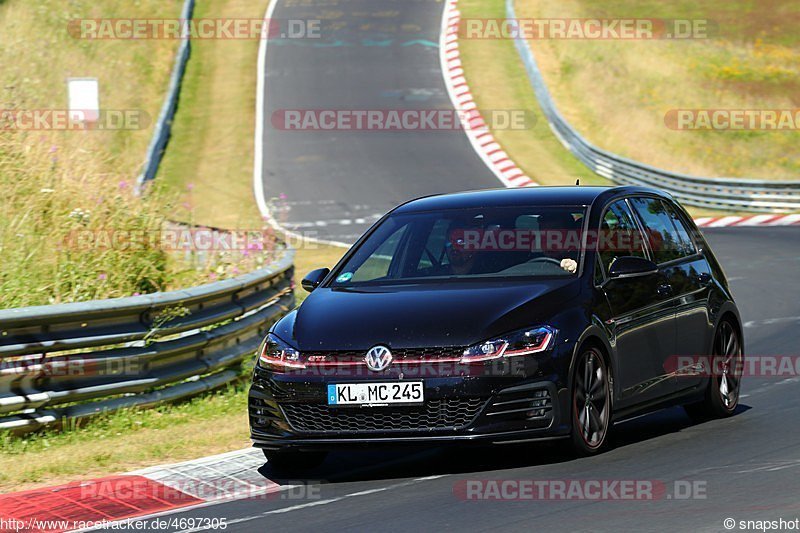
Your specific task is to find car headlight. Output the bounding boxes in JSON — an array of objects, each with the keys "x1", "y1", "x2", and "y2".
[
  {"x1": 257, "y1": 333, "x2": 305, "y2": 371},
  {"x1": 460, "y1": 326, "x2": 556, "y2": 363}
]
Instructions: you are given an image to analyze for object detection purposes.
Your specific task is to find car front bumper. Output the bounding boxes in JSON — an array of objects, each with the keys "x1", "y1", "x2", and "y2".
[{"x1": 249, "y1": 364, "x2": 571, "y2": 451}]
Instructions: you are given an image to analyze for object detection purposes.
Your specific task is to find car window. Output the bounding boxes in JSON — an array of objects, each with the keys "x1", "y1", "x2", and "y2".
[
  {"x1": 417, "y1": 219, "x2": 450, "y2": 271},
  {"x1": 349, "y1": 224, "x2": 408, "y2": 282},
  {"x1": 330, "y1": 205, "x2": 588, "y2": 286},
  {"x1": 630, "y1": 198, "x2": 694, "y2": 264},
  {"x1": 663, "y1": 202, "x2": 697, "y2": 256},
  {"x1": 598, "y1": 200, "x2": 647, "y2": 274}
]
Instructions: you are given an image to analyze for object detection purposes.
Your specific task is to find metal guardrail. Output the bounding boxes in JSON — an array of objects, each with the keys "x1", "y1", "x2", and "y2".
[
  {"x1": 0, "y1": 250, "x2": 294, "y2": 432},
  {"x1": 506, "y1": 0, "x2": 800, "y2": 212},
  {"x1": 136, "y1": 0, "x2": 196, "y2": 191}
]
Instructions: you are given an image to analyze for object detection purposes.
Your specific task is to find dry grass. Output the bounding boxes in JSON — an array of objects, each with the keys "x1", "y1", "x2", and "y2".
[
  {"x1": 0, "y1": 0, "x2": 286, "y2": 307},
  {"x1": 0, "y1": 135, "x2": 178, "y2": 307},
  {"x1": 0, "y1": 0, "x2": 188, "y2": 307},
  {"x1": 5, "y1": 0, "x2": 765, "y2": 493},
  {"x1": 517, "y1": 0, "x2": 800, "y2": 179},
  {"x1": 0, "y1": 239, "x2": 345, "y2": 492},
  {"x1": 0, "y1": 0, "x2": 183, "y2": 174},
  {"x1": 457, "y1": 0, "x2": 774, "y2": 216}
]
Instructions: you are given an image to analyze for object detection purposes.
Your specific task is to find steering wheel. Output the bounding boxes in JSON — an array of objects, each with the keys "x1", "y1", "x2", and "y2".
[{"x1": 527, "y1": 256, "x2": 563, "y2": 266}]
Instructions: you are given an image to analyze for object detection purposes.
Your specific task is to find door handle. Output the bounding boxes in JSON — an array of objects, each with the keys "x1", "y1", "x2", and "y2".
[{"x1": 656, "y1": 283, "x2": 673, "y2": 297}]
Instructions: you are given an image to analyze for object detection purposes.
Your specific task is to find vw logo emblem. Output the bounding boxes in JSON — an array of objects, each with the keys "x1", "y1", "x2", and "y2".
[{"x1": 365, "y1": 345, "x2": 393, "y2": 372}]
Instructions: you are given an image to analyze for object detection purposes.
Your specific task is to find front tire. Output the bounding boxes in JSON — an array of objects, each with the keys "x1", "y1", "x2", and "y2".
[
  {"x1": 263, "y1": 449, "x2": 327, "y2": 473},
  {"x1": 570, "y1": 347, "x2": 612, "y2": 456},
  {"x1": 685, "y1": 320, "x2": 743, "y2": 421}
]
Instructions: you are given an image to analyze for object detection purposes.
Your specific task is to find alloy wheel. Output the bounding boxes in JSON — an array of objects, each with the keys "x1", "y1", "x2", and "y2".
[
  {"x1": 573, "y1": 349, "x2": 611, "y2": 449},
  {"x1": 714, "y1": 321, "x2": 743, "y2": 410}
]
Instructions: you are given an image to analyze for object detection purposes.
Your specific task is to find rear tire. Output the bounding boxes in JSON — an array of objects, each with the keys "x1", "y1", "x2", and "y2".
[
  {"x1": 570, "y1": 347, "x2": 612, "y2": 456},
  {"x1": 684, "y1": 320, "x2": 743, "y2": 422},
  {"x1": 263, "y1": 449, "x2": 327, "y2": 473}
]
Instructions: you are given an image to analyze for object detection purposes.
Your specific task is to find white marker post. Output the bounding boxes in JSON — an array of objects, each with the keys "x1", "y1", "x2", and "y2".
[{"x1": 67, "y1": 78, "x2": 100, "y2": 124}]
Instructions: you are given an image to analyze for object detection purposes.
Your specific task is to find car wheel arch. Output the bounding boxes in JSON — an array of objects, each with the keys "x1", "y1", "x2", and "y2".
[
  {"x1": 568, "y1": 327, "x2": 616, "y2": 403},
  {"x1": 710, "y1": 304, "x2": 744, "y2": 355}
]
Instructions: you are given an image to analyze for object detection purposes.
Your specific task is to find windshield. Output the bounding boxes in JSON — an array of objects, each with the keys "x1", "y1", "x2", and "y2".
[{"x1": 329, "y1": 205, "x2": 587, "y2": 287}]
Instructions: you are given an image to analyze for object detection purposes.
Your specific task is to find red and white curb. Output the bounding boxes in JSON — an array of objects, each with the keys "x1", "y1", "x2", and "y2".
[
  {"x1": 693, "y1": 214, "x2": 800, "y2": 228},
  {"x1": 0, "y1": 448, "x2": 284, "y2": 532},
  {"x1": 440, "y1": 0, "x2": 535, "y2": 189}
]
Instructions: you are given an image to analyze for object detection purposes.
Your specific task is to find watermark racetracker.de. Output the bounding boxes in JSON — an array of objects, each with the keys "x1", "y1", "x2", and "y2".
[
  {"x1": 668, "y1": 355, "x2": 800, "y2": 378},
  {"x1": 68, "y1": 18, "x2": 321, "y2": 40},
  {"x1": 459, "y1": 18, "x2": 715, "y2": 40},
  {"x1": 270, "y1": 109, "x2": 536, "y2": 132},
  {"x1": 0, "y1": 109, "x2": 150, "y2": 131},
  {"x1": 665, "y1": 109, "x2": 800, "y2": 130},
  {"x1": 77, "y1": 476, "x2": 322, "y2": 502},
  {"x1": 61, "y1": 228, "x2": 315, "y2": 252},
  {"x1": 453, "y1": 479, "x2": 708, "y2": 500}
]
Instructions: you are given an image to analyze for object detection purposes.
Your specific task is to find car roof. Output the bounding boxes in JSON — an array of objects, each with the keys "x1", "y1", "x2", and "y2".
[{"x1": 392, "y1": 186, "x2": 671, "y2": 214}]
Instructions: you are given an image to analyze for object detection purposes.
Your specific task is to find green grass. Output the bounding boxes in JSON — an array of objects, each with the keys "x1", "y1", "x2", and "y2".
[
  {"x1": 0, "y1": 237, "x2": 346, "y2": 492},
  {"x1": 0, "y1": 0, "x2": 183, "y2": 173},
  {"x1": 16, "y1": 0, "x2": 785, "y2": 491},
  {"x1": 157, "y1": 0, "x2": 269, "y2": 230},
  {"x1": 0, "y1": 383, "x2": 252, "y2": 492}
]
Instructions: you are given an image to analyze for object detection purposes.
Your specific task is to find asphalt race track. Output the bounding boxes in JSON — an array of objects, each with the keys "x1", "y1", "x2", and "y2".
[
  {"x1": 260, "y1": 0, "x2": 499, "y2": 244},
  {"x1": 162, "y1": 0, "x2": 800, "y2": 531}
]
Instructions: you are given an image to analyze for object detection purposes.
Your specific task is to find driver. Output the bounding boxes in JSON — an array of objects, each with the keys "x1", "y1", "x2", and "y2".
[{"x1": 445, "y1": 224, "x2": 479, "y2": 275}]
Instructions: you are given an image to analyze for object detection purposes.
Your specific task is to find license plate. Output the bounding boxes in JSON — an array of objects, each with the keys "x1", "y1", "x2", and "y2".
[{"x1": 327, "y1": 382, "x2": 424, "y2": 406}]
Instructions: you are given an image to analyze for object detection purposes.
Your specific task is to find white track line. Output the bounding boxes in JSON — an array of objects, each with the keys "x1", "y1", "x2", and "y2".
[
  {"x1": 174, "y1": 475, "x2": 447, "y2": 532},
  {"x1": 252, "y1": 0, "x2": 350, "y2": 249}
]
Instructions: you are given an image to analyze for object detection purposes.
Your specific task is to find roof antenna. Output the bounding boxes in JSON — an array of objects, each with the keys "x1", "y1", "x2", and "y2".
[{"x1": 575, "y1": 178, "x2": 580, "y2": 186}]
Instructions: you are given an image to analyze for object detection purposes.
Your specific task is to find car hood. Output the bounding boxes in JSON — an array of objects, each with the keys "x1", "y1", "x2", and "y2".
[{"x1": 273, "y1": 279, "x2": 581, "y2": 351}]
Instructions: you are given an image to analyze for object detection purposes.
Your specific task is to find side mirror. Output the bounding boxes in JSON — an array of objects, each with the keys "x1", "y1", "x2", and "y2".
[
  {"x1": 301, "y1": 268, "x2": 329, "y2": 293},
  {"x1": 608, "y1": 256, "x2": 658, "y2": 280}
]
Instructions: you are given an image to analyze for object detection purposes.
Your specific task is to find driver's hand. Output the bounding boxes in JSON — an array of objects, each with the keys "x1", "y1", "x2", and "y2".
[{"x1": 560, "y1": 258, "x2": 578, "y2": 273}]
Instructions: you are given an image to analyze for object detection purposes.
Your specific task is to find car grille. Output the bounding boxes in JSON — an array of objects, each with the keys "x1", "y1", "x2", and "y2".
[
  {"x1": 280, "y1": 398, "x2": 486, "y2": 433},
  {"x1": 302, "y1": 347, "x2": 465, "y2": 364}
]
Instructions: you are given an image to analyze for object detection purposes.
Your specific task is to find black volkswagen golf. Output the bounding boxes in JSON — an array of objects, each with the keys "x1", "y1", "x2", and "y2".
[{"x1": 249, "y1": 186, "x2": 743, "y2": 470}]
